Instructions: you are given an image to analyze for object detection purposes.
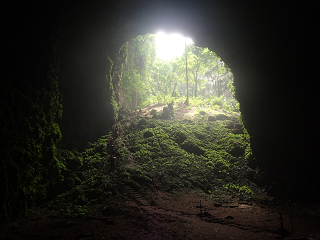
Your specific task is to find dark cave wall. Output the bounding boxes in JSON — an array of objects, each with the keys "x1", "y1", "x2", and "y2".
[
  {"x1": 57, "y1": 3, "x2": 120, "y2": 148},
  {"x1": 1, "y1": 1, "x2": 65, "y2": 223}
]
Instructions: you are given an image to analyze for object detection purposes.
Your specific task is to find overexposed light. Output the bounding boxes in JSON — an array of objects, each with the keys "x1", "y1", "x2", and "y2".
[{"x1": 156, "y1": 32, "x2": 193, "y2": 60}]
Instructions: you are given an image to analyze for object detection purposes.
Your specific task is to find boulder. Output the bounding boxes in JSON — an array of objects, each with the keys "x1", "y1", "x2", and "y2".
[
  {"x1": 150, "y1": 109, "x2": 157, "y2": 115},
  {"x1": 162, "y1": 107, "x2": 171, "y2": 119},
  {"x1": 138, "y1": 118, "x2": 147, "y2": 127},
  {"x1": 143, "y1": 130, "x2": 154, "y2": 138},
  {"x1": 208, "y1": 116, "x2": 216, "y2": 121},
  {"x1": 230, "y1": 146, "x2": 244, "y2": 157},
  {"x1": 215, "y1": 114, "x2": 230, "y2": 120}
]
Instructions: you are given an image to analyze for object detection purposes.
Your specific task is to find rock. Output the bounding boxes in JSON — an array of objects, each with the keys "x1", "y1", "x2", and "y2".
[
  {"x1": 152, "y1": 113, "x2": 159, "y2": 119},
  {"x1": 143, "y1": 130, "x2": 153, "y2": 138},
  {"x1": 230, "y1": 146, "x2": 244, "y2": 157},
  {"x1": 162, "y1": 107, "x2": 171, "y2": 119},
  {"x1": 118, "y1": 114, "x2": 124, "y2": 121},
  {"x1": 175, "y1": 131, "x2": 187, "y2": 144},
  {"x1": 138, "y1": 118, "x2": 147, "y2": 127},
  {"x1": 208, "y1": 116, "x2": 216, "y2": 121},
  {"x1": 233, "y1": 125, "x2": 244, "y2": 134},
  {"x1": 216, "y1": 114, "x2": 230, "y2": 120},
  {"x1": 181, "y1": 141, "x2": 205, "y2": 156},
  {"x1": 150, "y1": 109, "x2": 157, "y2": 115}
]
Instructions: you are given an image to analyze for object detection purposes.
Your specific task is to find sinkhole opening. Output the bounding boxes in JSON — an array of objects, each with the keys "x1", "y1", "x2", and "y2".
[{"x1": 112, "y1": 32, "x2": 238, "y2": 113}]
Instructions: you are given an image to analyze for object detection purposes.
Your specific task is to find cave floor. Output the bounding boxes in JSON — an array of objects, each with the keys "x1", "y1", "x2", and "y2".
[
  {"x1": 2, "y1": 104, "x2": 319, "y2": 239},
  {"x1": 1, "y1": 189, "x2": 319, "y2": 240}
]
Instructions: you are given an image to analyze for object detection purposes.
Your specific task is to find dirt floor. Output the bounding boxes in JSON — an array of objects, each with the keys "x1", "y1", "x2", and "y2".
[{"x1": 1, "y1": 189, "x2": 319, "y2": 240}]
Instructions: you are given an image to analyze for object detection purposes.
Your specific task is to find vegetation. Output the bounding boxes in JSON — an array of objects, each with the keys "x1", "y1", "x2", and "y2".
[
  {"x1": 41, "y1": 35, "x2": 266, "y2": 216},
  {"x1": 0, "y1": 32, "x2": 254, "y2": 223},
  {"x1": 42, "y1": 99, "x2": 266, "y2": 216},
  {"x1": 110, "y1": 34, "x2": 235, "y2": 112},
  {"x1": 120, "y1": 105, "x2": 255, "y2": 198},
  {"x1": 46, "y1": 140, "x2": 123, "y2": 216}
]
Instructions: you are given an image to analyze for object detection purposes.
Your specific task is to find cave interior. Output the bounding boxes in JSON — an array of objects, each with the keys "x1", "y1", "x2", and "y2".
[{"x1": 2, "y1": 0, "x2": 318, "y2": 222}]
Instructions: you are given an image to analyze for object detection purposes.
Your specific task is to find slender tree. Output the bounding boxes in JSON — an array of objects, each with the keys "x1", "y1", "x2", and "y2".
[
  {"x1": 187, "y1": 45, "x2": 215, "y2": 98},
  {"x1": 185, "y1": 37, "x2": 189, "y2": 105}
]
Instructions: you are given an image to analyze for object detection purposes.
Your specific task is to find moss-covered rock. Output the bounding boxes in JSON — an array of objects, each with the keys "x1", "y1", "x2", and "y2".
[
  {"x1": 161, "y1": 107, "x2": 172, "y2": 119},
  {"x1": 230, "y1": 146, "x2": 245, "y2": 157},
  {"x1": 143, "y1": 130, "x2": 154, "y2": 138},
  {"x1": 181, "y1": 140, "x2": 205, "y2": 156},
  {"x1": 174, "y1": 131, "x2": 187, "y2": 144},
  {"x1": 208, "y1": 116, "x2": 216, "y2": 121},
  {"x1": 138, "y1": 118, "x2": 148, "y2": 127},
  {"x1": 150, "y1": 109, "x2": 157, "y2": 115},
  {"x1": 216, "y1": 114, "x2": 230, "y2": 120}
]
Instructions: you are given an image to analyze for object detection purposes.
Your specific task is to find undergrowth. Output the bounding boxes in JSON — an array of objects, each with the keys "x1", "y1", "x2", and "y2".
[
  {"x1": 45, "y1": 101, "x2": 265, "y2": 216},
  {"x1": 120, "y1": 107, "x2": 260, "y2": 201}
]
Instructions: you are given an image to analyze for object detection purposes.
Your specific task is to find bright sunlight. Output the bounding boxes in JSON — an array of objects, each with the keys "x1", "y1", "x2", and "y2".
[{"x1": 156, "y1": 32, "x2": 193, "y2": 60}]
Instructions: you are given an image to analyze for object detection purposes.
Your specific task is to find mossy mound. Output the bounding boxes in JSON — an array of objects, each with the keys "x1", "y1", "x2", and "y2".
[
  {"x1": 138, "y1": 118, "x2": 148, "y2": 127},
  {"x1": 143, "y1": 130, "x2": 154, "y2": 138},
  {"x1": 118, "y1": 105, "x2": 263, "y2": 201},
  {"x1": 45, "y1": 135, "x2": 125, "y2": 216},
  {"x1": 150, "y1": 109, "x2": 157, "y2": 115},
  {"x1": 45, "y1": 104, "x2": 266, "y2": 218}
]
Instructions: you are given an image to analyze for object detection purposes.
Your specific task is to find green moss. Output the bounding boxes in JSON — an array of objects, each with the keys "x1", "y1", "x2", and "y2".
[
  {"x1": 42, "y1": 102, "x2": 260, "y2": 217},
  {"x1": 115, "y1": 109, "x2": 256, "y2": 198}
]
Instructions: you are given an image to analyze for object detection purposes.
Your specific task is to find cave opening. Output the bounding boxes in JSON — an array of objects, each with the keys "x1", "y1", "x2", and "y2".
[
  {"x1": 109, "y1": 32, "x2": 238, "y2": 114},
  {"x1": 85, "y1": 30, "x2": 258, "y2": 213}
]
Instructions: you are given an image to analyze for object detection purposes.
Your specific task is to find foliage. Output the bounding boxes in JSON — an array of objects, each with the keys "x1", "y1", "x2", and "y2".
[
  {"x1": 117, "y1": 104, "x2": 260, "y2": 200},
  {"x1": 43, "y1": 102, "x2": 265, "y2": 217},
  {"x1": 46, "y1": 135, "x2": 125, "y2": 216},
  {"x1": 116, "y1": 34, "x2": 157, "y2": 110},
  {"x1": 111, "y1": 97, "x2": 119, "y2": 121},
  {"x1": 110, "y1": 34, "x2": 236, "y2": 112}
]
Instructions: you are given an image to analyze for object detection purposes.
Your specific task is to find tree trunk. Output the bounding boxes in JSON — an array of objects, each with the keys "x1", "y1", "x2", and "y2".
[
  {"x1": 171, "y1": 81, "x2": 177, "y2": 97},
  {"x1": 185, "y1": 37, "x2": 189, "y2": 105},
  {"x1": 195, "y1": 71, "x2": 198, "y2": 98}
]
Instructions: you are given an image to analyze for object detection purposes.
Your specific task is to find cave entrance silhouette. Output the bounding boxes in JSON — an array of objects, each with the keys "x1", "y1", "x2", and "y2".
[{"x1": 59, "y1": 0, "x2": 318, "y2": 201}]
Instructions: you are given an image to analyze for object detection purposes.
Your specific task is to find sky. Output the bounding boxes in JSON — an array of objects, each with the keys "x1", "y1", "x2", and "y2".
[{"x1": 156, "y1": 32, "x2": 193, "y2": 60}]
